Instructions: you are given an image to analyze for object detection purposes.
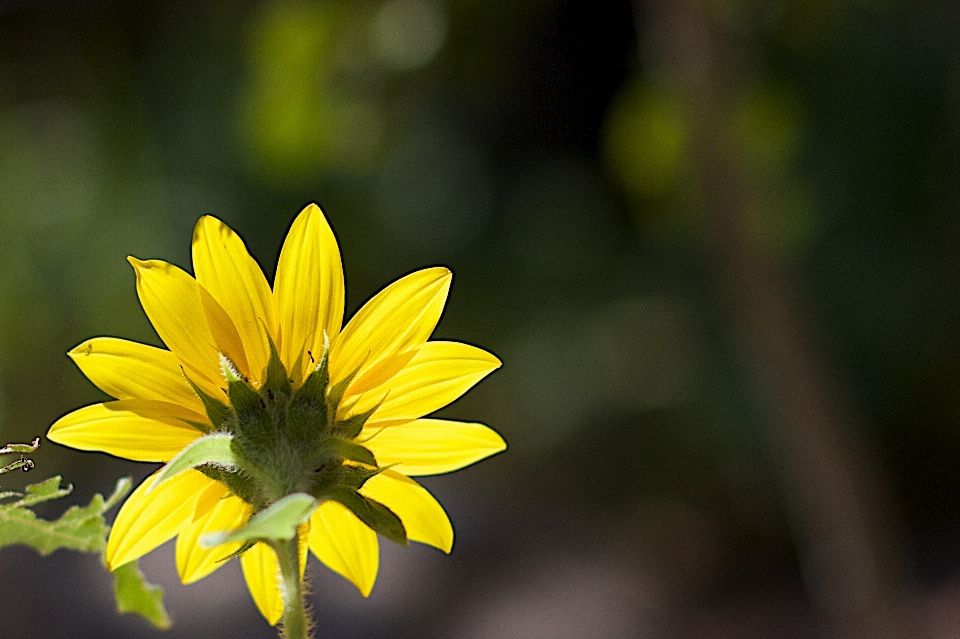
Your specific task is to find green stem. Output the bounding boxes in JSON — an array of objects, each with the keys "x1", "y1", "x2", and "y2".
[{"x1": 272, "y1": 535, "x2": 311, "y2": 639}]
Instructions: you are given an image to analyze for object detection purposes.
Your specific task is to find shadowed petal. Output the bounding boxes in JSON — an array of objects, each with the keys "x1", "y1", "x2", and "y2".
[
  {"x1": 364, "y1": 419, "x2": 506, "y2": 476},
  {"x1": 47, "y1": 400, "x2": 206, "y2": 462},
  {"x1": 192, "y1": 216, "x2": 278, "y2": 386},
  {"x1": 360, "y1": 470, "x2": 453, "y2": 553},
  {"x1": 240, "y1": 542, "x2": 284, "y2": 625},
  {"x1": 275, "y1": 203, "x2": 345, "y2": 384},
  {"x1": 308, "y1": 500, "x2": 378, "y2": 596},
  {"x1": 177, "y1": 491, "x2": 249, "y2": 584},
  {"x1": 106, "y1": 469, "x2": 213, "y2": 570},
  {"x1": 68, "y1": 337, "x2": 203, "y2": 412},
  {"x1": 330, "y1": 267, "x2": 451, "y2": 397}
]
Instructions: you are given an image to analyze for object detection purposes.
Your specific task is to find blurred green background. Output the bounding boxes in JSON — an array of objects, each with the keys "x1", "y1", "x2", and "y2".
[{"x1": 1, "y1": 0, "x2": 960, "y2": 637}]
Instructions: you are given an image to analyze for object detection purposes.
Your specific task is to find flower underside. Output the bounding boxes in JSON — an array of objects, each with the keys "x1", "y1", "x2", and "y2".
[
  {"x1": 46, "y1": 204, "x2": 506, "y2": 624},
  {"x1": 195, "y1": 338, "x2": 407, "y2": 547}
]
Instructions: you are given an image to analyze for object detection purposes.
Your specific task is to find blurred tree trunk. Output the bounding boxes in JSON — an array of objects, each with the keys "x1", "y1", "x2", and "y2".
[{"x1": 635, "y1": 1, "x2": 922, "y2": 637}]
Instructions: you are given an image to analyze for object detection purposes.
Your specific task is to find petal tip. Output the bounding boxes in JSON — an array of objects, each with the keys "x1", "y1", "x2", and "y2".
[
  {"x1": 66, "y1": 340, "x2": 94, "y2": 360},
  {"x1": 127, "y1": 255, "x2": 147, "y2": 270}
]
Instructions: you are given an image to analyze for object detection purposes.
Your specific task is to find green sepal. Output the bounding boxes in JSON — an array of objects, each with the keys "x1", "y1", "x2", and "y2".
[
  {"x1": 311, "y1": 436, "x2": 376, "y2": 468},
  {"x1": 340, "y1": 463, "x2": 390, "y2": 491},
  {"x1": 287, "y1": 346, "x2": 331, "y2": 445},
  {"x1": 198, "y1": 466, "x2": 263, "y2": 510},
  {"x1": 148, "y1": 433, "x2": 236, "y2": 493},
  {"x1": 184, "y1": 373, "x2": 231, "y2": 431},
  {"x1": 261, "y1": 332, "x2": 292, "y2": 399},
  {"x1": 113, "y1": 559, "x2": 172, "y2": 630},
  {"x1": 215, "y1": 539, "x2": 257, "y2": 563},
  {"x1": 325, "y1": 487, "x2": 407, "y2": 546},
  {"x1": 325, "y1": 359, "x2": 365, "y2": 418},
  {"x1": 335, "y1": 396, "x2": 385, "y2": 440},
  {"x1": 200, "y1": 493, "x2": 316, "y2": 548},
  {"x1": 227, "y1": 376, "x2": 263, "y2": 414},
  {"x1": 0, "y1": 476, "x2": 131, "y2": 555},
  {"x1": 295, "y1": 343, "x2": 329, "y2": 405},
  {"x1": 228, "y1": 377, "x2": 275, "y2": 449}
]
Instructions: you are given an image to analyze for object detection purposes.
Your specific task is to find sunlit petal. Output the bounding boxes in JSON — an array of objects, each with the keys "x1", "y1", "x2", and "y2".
[
  {"x1": 275, "y1": 203, "x2": 345, "y2": 384},
  {"x1": 127, "y1": 257, "x2": 225, "y2": 399},
  {"x1": 353, "y1": 341, "x2": 500, "y2": 424},
  {"x1": 68, "y1": 337, "x2": 203, "y2": 412},
  {"x1": 240, "y1": 542, "x2": 284, "y2": 626},
  {"x1": 177, "y1": 492, "x2": 249, "y2": 584},
  {"x1": 192, "y1": 216, "x2": 278, "y2": 386},
  {"x1": 308, "y1": 500, "x2": 378, "y2": 596},
  {"x1": 330, "y1": 267, "x2": 451, "y2": 396},
  {"x1": 360, "y1": 470, "x2": 453, "y2": 553},
  {"x1": 47, "y1": 400, "x2": 205, "y2": 462},
  {"x1": 365, "y1": 419, "x2": 506, "y2": 476},
  {"x1": 106, "y1": 469, "x2": 212, "y2": 570}
]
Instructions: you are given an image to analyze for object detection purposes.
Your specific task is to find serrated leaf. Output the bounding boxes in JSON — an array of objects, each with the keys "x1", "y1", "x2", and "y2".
[
  {"x1": 113, "y1": 559, "x2": 172, "y2": 630},
  {"x1": 148, "y1": 433, "x2": 236, "y2": 493},
  {"x1": 15, "y1": 475, "x2": 72, "y2": 507},
  {"x1": 0, "y1": 476, "x2": 131, "y2": 555},
  {"x1": 200, "y1": 493, "x2": 316, "y2": 548}
]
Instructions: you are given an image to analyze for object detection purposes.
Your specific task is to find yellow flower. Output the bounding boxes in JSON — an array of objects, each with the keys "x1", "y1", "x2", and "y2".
[{"x1": 48, "y1": 204, "x2": 505, "y2": 624}]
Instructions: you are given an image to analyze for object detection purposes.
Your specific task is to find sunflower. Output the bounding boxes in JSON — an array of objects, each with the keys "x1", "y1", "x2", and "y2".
[{"x1": 48, "y1": 204, "x2": 505, "y2": 625}]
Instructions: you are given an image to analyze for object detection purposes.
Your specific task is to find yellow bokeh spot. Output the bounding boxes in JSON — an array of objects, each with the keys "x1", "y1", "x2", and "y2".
[{"x1": 602, "y1": 78, "x2": 690, "y2": 202}]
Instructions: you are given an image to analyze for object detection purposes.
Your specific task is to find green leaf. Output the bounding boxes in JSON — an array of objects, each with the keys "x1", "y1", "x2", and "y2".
[
  {"x1": 0, "y1": 476, "x2": 131, "y2": 555},
  {"x1": 113, "y1": 559, "x2": 172, "y2": 630},
  {"x1": 14, "y1": 475, "x2": 73, "y2": 507},
  {"x1": 326, "y1": 487, "x2": 407, "y2": 546},
  {"x1": 148, "y1": 433, "x2": 236, "y2": 493},
  {"x1": 200, "y1": 493, "x2": 316, "y2": 548}
]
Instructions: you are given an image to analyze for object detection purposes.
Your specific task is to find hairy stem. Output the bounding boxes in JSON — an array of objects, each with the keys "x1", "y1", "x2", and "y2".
[{"x1": 273, "y1": 535, "x2": 311, "y2": 639}]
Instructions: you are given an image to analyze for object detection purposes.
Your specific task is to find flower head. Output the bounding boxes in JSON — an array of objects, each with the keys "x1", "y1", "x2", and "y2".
[{"x1": 48, "y1": 204, "x2": 505, "y2": 624}]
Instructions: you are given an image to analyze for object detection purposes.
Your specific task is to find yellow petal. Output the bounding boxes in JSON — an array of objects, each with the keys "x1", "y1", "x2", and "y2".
[
  {"x1": 240, "y1": 542, "x2": 284, "y2": 626},
  {"x1": 364, "y1": 419, "x2": 506, "y2": 476},
  {"x1": 355, "y1": 341, "x2": 500, "y2": 424},
  {"x1": 68, "y1": 337, "x2": 203, "y2": 412},
  {"x1": 198, "y1": 283, "x2": 251, "y2": 380},
  {"x1": 177, "y1": 492, "x2": 249, "y2": 584},
  {"x1": 308, "y1": 500, "x2": 378, "y2": 596},
  {"x1": 128, "y1": 257, "x2": 225, "y2": 399},
  {"x1": 330, "y1": 267, "x2": 451, "y2": 396},
  {"x1": 47, "y1": 400, "x2": 205, "y2": 462},
  {"x1": 360, "y1": 470, "x2": 453, "y2": 553},
  {"x1": 192, "y1": 216, "x2": 278, "y2": 386},
  {"x1": 106, "y1": 469, "x2": 212, "y2": 570},
  {"x1": 193, "y1": 477, "x2": 229, "y2": 522},
  {"x1": 274, "y1": 203, "x2": 345, "y2": 384}
]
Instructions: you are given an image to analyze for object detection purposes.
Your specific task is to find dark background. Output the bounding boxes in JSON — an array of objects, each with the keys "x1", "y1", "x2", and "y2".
[{"x1": 1, "y1": 0, "x2": 960, "y2": 637}]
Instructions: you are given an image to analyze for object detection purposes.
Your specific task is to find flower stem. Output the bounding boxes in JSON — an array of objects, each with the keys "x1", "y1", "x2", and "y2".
[{"x1": 272, "y1": 535, "x2": 311, "y2": 639}]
